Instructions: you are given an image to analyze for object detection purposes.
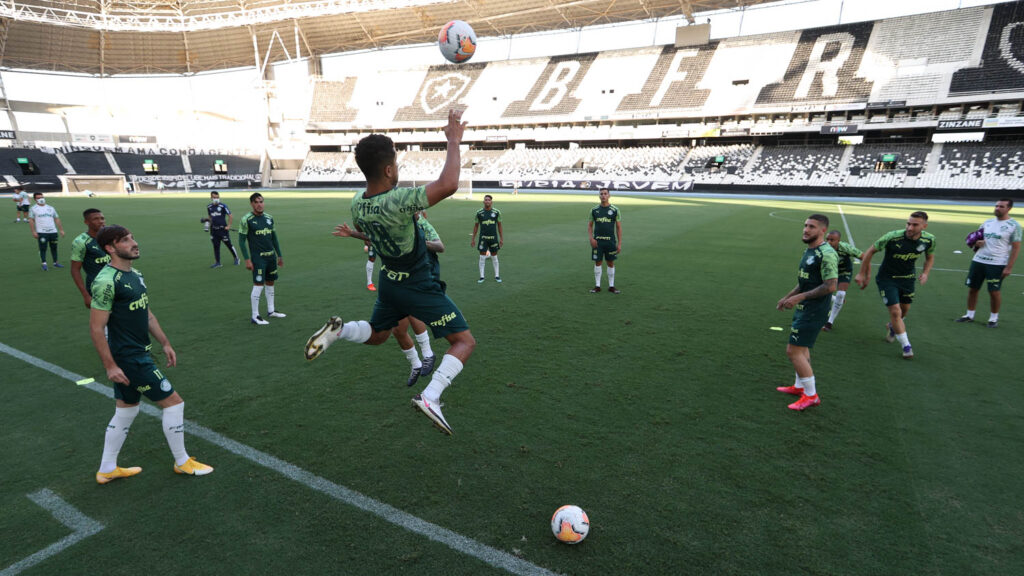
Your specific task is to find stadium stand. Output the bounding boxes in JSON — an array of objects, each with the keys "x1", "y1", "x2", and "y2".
[
  {"x1": 309, "y1": 79, "x2": 359, "y2": 123},
  {"x1": 112, "y1": 153, "x2": 184, "y2": 176},
  {"x1": 65, "y1": 151, "x2": 115, "y2": 175},
  {"x1": 189, "y1": 154, "x2": 260, "y2": 175},
  {"x1": 917, "y1": 142, "x2": 1024, "y2": 189},
  {"x1": 740, "y1": 146, "x2": 846, "y2": 186}
]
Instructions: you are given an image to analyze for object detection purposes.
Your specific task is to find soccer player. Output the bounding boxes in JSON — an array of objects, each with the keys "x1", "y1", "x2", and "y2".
[
  {"x1": 12, "y1": 186, "x2": 31, "y2": 222},
  {"x1": 956, "y1": 198, "x2": 1021, "y2": 327},
  {"x1": 363, "y1": 240, "x2": 378, "y2": 291},
  {"x1": 470, "y1": 194, "x2": 503, "y2": 283},
  {"x1": 206, "y1": 191, "x2": 240, "y2": 268},
  {"x1": 775, "y1": 214, "x2": 837, "y2": 411},
  {"x1": 238, "y1": 192, "x2": 286, "y2": 325},
  {"x1": 89, "y1": 225, "x2": 213, "y2": 483},
  {"x1": 305, "y1": 109, "x2": 475, "y2": 435},
  {"x1": 855, "y1": 211, "x2": 936, "y2": 359},
  {"x1": 822, "y1": 230, "x2": 863, "y2": 331},
  {"x1": 70, "y1": 208, "x2": 111, "y2": 308},
  {"x1": 28, "y1": 192, "x2": 65, "y2": 271},
  {"x1": 589, "y1": 188, "x2": 622, "y2": 294},
  {"x1": 393, "y1": 211, "x2": 444, "y2": 386}
]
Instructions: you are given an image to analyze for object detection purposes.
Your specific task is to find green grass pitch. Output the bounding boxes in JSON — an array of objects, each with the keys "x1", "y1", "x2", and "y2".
[{"x1": 1, "y1": 191, "x2": 1021, "y2": 575}]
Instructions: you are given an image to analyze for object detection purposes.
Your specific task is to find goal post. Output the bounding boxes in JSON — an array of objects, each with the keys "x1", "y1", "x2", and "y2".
[
  {"x1": 459, "y1": 169, "x2": 473, "y2": 199},
  {"x1": 60, "y1": 175, "x2": 127, "y2": 195}
]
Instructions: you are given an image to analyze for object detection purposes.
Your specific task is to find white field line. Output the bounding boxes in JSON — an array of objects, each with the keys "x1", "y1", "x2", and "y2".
[
  {"x1": 837, "y1": 204, "x2": 855, "y2": 249},
  {"x1": 0, "y1": 342, "x2": 559, "y2": 576},
  {"x1": 0, "y1": 489, "x2": 105, "y2": 576}
]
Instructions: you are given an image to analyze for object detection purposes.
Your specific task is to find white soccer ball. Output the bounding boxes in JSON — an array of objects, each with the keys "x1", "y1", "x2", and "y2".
[
  {"x1": 551, "y1": 505, "x2": 589, "y2": 544},
  {"x1": 438, "y1": 20, "x2": 477, "y2": 64}
]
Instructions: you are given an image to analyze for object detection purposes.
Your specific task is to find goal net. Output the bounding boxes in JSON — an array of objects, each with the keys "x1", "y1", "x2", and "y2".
[{"x1": 60, "y1": 175, "x2": 126, "y2": 195}]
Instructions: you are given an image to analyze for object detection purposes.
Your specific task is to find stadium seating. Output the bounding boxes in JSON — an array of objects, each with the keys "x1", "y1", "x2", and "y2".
[
  {"x1": 309, "y1": 80, "x2": 359, "y2": 123},
  {"x1": 65, "y1": 151, "x2": 114, "y2": 175},
  {"x1": 740, "y1": 146, "x2": 845, "y2": 186},
  {"x1": 112, "y1": 153, "x2": 185, "y2": 176}
]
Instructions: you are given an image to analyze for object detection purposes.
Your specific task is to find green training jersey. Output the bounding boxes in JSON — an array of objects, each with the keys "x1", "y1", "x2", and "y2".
[
  {"x1": 474, "y1": 208, "x2": 501, "y2": 239},
  {"x1": 591, "y1": 204, "x2": 620, "y2": 241},
  {"x1": 90, "y1": 265, "x2": 152, "y2": 358},
  {"x1": 832, "y1": 240, "x2": 863, "y2": 277},
  {"x1": 418, "y1": 216, "x2": 442, "y2": 278},
  {"x1": 71, "y1": 232, "x2": 111, "y2": 289},
  {"x1": 874, "y1": 230, "x2": 936, "y2": 280},
  {"x1": 351, "y1": 186, "x2": 430, "y2": 274},
  {"x1": 797, "y1": 243, "x2": 839, "y2": 304},
  {"x1": 238, "y1": 212, "x2": 281, "y2": 259}
]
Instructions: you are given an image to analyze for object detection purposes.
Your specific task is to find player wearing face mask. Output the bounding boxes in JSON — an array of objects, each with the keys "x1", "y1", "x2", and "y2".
[
  {"x1": 28, "y1": 192, "x2": 65, "y2": 271},
  {"x1": 205, "y1": 191, "x2": 239, "y2": 268}
]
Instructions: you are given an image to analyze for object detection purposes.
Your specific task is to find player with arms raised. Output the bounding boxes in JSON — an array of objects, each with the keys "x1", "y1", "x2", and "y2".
[
  {"x1": 855, "y1": 211, "x2": 936, "y2": 359},
  {"x1": 305, "y1": 109, "x2": 475, "y2": 435}
]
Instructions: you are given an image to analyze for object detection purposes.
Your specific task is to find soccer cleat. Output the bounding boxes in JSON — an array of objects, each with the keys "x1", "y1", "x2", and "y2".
[
  {"x1": 41, "y1": 263, "x2": 47, "y2": 271},
  {"x1": 367, "y1": 283, "x2": 376, "y2": 292},
  {"x1": 268, "y1": 311, "x2": 287, "y2": 318},
  {"x1": 407, "y1": 366, "x2": 421, "y2": 387},
  {"x1": 210, "y1": 262, "x2": 222, "y2": 268},
  {"x1": 233, "y1": 258, "x2": 240, "y2": 265},
  {"x1": 608, "y1": 287, "x2": 621, "y2": 294},
  {"x1": 96, "y1": 466, "x2": 142, "y2": 485},
  {"x1": 902, "y1": 345, "x2": 914, "y2": 359},
  {"x1": 987, "y1": 321, "x2": 998, "y2": 328},
  {"x1": 776, "y1": 385, "x2": 803, "y2": 396},
  {"x1": 478, "y1": 277, "x2": 485, "y2": 284},
  {"x1": 251, "y1": 315, "x2": 269, "y2": 325},
  {"x1": 822, "y1": 322, "x2": 833, "y2": 332},
  {"x1": 788, "y1": 394, "x2": 821, "y2": 411},
  {"x1": 495, "y1": 277, "x2": 502, "y2": 283},
  {"x1": 885, "y1": 323, "x2": 896, "y2": 343},
  {"x1": 412, "y1": 394, "x2": 452, "y2": 435},
  {"x1": 589, "y1": 286, "x2": 601, "y2": 293},
  {"x1": 52, "y1": 262, "x2": 63, "y2": 268},
  {"x1": 305, "y1": 316, "x2": 343, "y2": 360},
  {"x1": 420, "y1": 354, "x2": 436, "y2": 377},
  {"x1": 955, "y1": 315, "x2": 974, "y2": 323},
  {"x1": 174, "y1": 458, "x2": 214, "y2": 476}
]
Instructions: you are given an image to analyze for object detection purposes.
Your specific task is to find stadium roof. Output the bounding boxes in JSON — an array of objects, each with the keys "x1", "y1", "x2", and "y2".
[{"x1": 0, "y1": 0, "x2": 776, "y2": 75}]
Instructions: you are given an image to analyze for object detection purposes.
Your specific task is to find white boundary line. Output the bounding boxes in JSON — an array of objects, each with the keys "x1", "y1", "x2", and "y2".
[
  {"x1": 1, "y1": 489, "x2": 105, "y2": 576},
  {"x1": 0, "y1": 342, "x2": 559, "y2": 576},
  {"x1": 837, "y1": 204, "x2": 856, "y2": 249}
]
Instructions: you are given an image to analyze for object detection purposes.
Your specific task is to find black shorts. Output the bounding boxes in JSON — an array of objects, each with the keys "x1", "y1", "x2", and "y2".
[
  {"x1": 113, "y1": 355, "x2": 175, "y2": 404},
  {"x1": 965, "y1": 261, "x2": 1005, "y2": 293},
  {"x1": 210, "y1": 227, "x2": 231, "y2": 242}
]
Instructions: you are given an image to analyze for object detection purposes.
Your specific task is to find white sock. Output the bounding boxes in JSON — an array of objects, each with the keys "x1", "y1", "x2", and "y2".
[
  {"x1": 607, "y1": 267, "x2": 616, "y2": 288},
  {"x1": 250, "y1": 285, "x2": 263, "y2": 318},
  {"x1": 594, "y1": 265, "x2": 602, "y2": 287},
  {"x1": 965, "y1": 309, "x2": 976, "y2": 319},
  {"x1": 266, "y1": 285, "x2": 276, "y2": 313},
  {"x1": 422, "y1": 354, "x2": 464, "y2": 403},
  {"x1": 162, "y1": 402, "x2": 189, "y2": 466},
  {"x1": 415, "y1": 330, "x2": 434, "y2": 358},
  {"x1": 402, "y1": 346, "x2": 423, "y2": 369},
  {"x1": 339, "y1": 320, "x2": 372, "y2": 343},
  {"x1": 989, "y1": 312, "x2": 999, "y2": 322},
  {"x1": 794, "y1": 372, "x2": 802, "y2": 389},
  {"x1": 366, "y1": 260, "x2": 375, "y2": 285},
  {"x1": 99, "y1": 405, "x2": 140, "y2": 473},
  {"x1": 798, "y1": 376, "x2": 816, "y2": 396},
  {"x1": 479, "y1": 255, "x2": 486, "y2": 278},
  {"x1": 828, "y1": 290, "x2": 846, "y2": 324},
  {"x1": 895, "y1": 332, "x2": 910, "y2": 347},
  {"x1": 492, "y1": 255, "x2": 500, "y2": 277}
]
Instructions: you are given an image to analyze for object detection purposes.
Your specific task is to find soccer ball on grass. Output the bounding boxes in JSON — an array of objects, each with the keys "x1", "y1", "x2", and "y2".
[{"x1": 551, "y1": 505, "x2": 589, "y2": 544}]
